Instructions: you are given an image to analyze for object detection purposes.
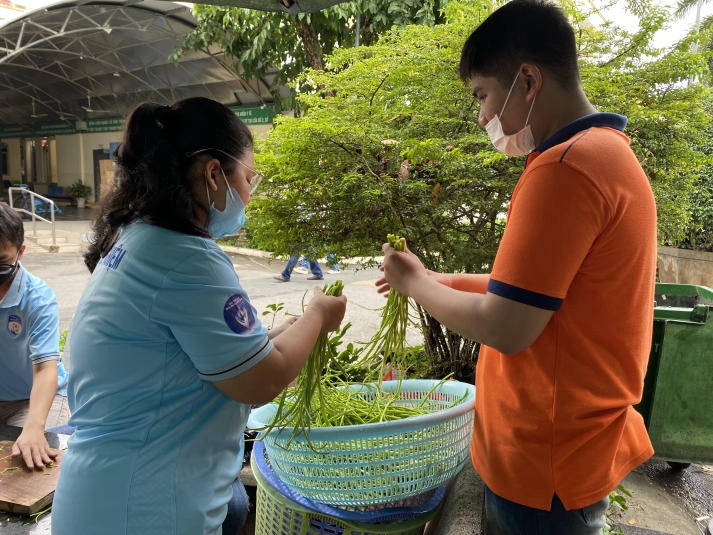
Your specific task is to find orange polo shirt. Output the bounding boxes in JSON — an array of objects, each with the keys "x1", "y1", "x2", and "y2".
[{"x1": 470, "y1": 113, "x2": 656, "y2": 511}]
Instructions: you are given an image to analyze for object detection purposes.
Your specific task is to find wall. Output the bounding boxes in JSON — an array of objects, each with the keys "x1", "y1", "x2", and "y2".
[
  {"x1": 658, "y1": 246, "x2": 713, "y2": 288},
  {"x1": 53, "y1": 131, "x2": 120, "y2": 202},
  {"x1": 54, "y1": 135, "x2": 82, "y2": 186}
]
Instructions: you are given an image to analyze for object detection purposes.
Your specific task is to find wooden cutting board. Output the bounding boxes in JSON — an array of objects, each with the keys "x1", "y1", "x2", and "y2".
[{"x1": 0, "y1": 439, "x2": 63, "y2": 515}]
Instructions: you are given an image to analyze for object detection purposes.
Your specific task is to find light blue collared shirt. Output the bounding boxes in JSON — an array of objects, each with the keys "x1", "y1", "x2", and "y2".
[{"x1": 0, "y1": 264, "x2": 67, "y2": 400}]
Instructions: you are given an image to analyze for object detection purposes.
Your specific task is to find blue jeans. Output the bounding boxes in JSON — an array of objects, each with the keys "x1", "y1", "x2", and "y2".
[
  {"x1": 484, "y1": 486, "x2": 609, "y2": 535},
  {"x1": 281, "y1": 254, "x2": 323, "y2": 279},
  {"x1": 326, "y1": 253, "x2": 339, "y2": 271},
  {"x1": 222, "y1": 478, "x2": 249, "y2": 535}
]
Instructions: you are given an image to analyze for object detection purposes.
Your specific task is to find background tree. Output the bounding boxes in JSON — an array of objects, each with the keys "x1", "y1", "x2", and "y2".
[
  {"x1": 671, "y1": 0, "x2": 713, "y2": 252},
  {"x1": 245, "y1": 0, "x2": 711, "y2": 380},
  {"x1": 577, "y1": 1, "x2": 712, "y2": 245},
  {"x1": 173, "y1": 1, "x2": 446, "y2": 111},
  {"x1": 671, "y1": 119, "x2": 713, "y2": 252},
  {"x1": 251, "y1": 0, "x2": 501, "y2": 381}
]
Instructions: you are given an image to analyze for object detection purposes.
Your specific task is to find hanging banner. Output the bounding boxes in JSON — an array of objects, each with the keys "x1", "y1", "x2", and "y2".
[
  {"x1": 230, "y1": 107, "x2": 273, "y2": 125},
  {"x1": 84, "y1": 118, "x2": 125, "y2": 133}
]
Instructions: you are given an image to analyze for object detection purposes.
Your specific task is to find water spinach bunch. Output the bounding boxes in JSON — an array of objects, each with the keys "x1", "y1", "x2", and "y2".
[
  {"x1": 254, "y1": 238, "x2": 460, "y2": 448},
  {"x1": 262, "y1": 280, "x2": 345, "y2": 443},
  {"x1": 358, "y1": 233, "x2": 411, "y2": 380}
]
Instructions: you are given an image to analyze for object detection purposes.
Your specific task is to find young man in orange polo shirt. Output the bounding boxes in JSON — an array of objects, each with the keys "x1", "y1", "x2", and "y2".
[{"x1": 378, "y1": 1, "x2": 657, "y2": 533}]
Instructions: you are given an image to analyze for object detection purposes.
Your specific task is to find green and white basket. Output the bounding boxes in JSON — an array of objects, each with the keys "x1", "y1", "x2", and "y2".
[{"x1": 247, "y1": 379, "x2": 475, "y2": 507}]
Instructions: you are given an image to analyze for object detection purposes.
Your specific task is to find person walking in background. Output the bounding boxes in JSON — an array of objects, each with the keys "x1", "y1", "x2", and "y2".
[
  {"x1": 274, "y1": 252, "x2": 324, "y2": 281},
  {"x1": 377, "y1": 1, "x2": 657, "y2": 533},
  {"x1": 51, "y1": 97, "x2": 346, "y2": 535},
  {"x1": 274, "y1": 251, "x2": 340, "y2": 282},
  {"x1": 0, "y1": 202, "x2": 70, "y2": 470}
]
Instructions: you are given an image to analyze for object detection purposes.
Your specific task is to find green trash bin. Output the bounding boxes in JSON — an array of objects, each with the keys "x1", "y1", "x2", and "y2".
[{"x1": 634, "y1": 283, "x2": 713, "y2": 466}]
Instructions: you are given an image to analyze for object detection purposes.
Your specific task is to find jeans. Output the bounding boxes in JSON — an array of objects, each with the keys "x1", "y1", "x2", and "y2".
[
  {"x1": 222, "y1": 478, "x2": 249, "y2": 535},
  {"x1": 484, "y1": 485, "x2": 609, "y2": 535},
  {"x1": 281, "y1": 254, "x2": 323, "y2": 279}
]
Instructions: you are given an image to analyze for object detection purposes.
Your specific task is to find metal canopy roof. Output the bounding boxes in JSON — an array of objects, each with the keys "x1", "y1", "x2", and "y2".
[{"x1": 0, "y1": 0, "x2": 292, "y2": 130}]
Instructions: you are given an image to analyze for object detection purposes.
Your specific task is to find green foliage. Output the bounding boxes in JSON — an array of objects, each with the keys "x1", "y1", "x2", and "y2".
[
  {"x1": 679, "y1": 169, "x2": 713, "y2": 251},
  {"x1": 173, "y1": 1, "x2": 447, "y2": 112},
  {"x1": 179, "y1": 0, "x2": 712, "y2": 252},
  {"x1": 604, "y1": 484, "x2": 632, "y2": 535},
  {"x1": 68, "y1": 180, "x2": 92, "y2": 199},
  {"x1": 261, "y1": 302, "x2": 286, "y2": 330},
  {"x1": 186, "y1": 0, "x2": 713, "y2": 376},
  {"x1": 251, "y1": 3, "x2": 506, "y2": 278},
  {"x1": 669, "y1": 120, "x2": 713, "y2": 251},
  {"x1": 59, "y1": 329, "x2": 68, "y2": 353},
  {"x1": 323, "y1": 323, "x2": 370, "y2": 383},
  {"x1": 245, "y1": 0, "x2": 712, "y2": 378},
  {"x1": 395, "y1": 345, "x2": 437, "y2": 379},
  {"x1": 250, "y1": 0, "x2": 712, "y2": 263},
  {"x1": 573, "y1": 0, "x2": 712, "y2": 245},
  {"x1": 248, "y1": 3, "x2": 497, "y2": 380},
  {"x1": 609, "y1": 484, "x2": 632, "y2": 511}
]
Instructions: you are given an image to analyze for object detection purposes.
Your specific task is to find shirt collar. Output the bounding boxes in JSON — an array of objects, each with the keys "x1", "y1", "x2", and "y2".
[
  {"x1": 0, "y1": 264, "x2": 27, "y2": 308},
  {"x1": 534, "y1": 112, "x2": 628, "y2": 154}
]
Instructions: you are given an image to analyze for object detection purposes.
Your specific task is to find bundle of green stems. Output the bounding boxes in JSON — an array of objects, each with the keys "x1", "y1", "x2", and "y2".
[
  {"x1": 256, "y1": 237, "x2": 457, "y2": 448},
  {"x1": 357, "y1": 233, "x2": 411, "y2": 380}
]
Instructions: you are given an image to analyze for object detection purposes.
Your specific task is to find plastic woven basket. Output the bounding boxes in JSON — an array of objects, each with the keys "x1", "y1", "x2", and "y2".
[
  {"x1": 252, "y1": 445, "x2": 440, "y2": 535},
  {"x1": 251, "y1": 440, "x2": 446, "y2": 523},
  {"x1": 247, "y1": 379, "x2": 475, "y2": 506}
]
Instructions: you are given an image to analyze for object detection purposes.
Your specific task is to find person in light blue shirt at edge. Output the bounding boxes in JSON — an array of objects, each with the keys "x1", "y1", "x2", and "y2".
[
  {"x1": 0, "y1": 202, "x2": 70, "y2": 469},
  {"x1": 51, "y1": 97, "x2": 347, "y2": 535}
]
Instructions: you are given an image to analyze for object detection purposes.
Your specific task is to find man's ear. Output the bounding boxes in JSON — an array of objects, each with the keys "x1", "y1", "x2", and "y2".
[
  {"x1": 519, "y1": 63, "x2": 542, "y2": 96},
  {"x1": 17, "y1": 244, "x2": 26, "y2": 261}
]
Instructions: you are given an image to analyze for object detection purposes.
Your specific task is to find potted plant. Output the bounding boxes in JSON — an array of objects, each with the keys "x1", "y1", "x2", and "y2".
[{"x1": 69, "y1": 180, "x2": 92, "y2": 208}]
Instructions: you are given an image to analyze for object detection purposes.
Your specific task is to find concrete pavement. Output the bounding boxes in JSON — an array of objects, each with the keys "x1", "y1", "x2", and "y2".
[{"x1": 4, "y1": 216, "x2": 712, "y2": 534}]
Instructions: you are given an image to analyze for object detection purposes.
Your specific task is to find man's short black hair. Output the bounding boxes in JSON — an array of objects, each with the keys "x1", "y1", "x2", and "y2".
[
  {"x1": 459, "y1": 0, "x2": 580, "y2": 88},
  {"x1": 0, "y1": 202, "x2": 24, "y2": 249}
]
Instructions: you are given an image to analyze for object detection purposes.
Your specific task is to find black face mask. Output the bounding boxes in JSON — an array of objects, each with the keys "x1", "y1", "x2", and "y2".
[{"x1": 0, "y1": 250, "x2": 20, "y2": 286}]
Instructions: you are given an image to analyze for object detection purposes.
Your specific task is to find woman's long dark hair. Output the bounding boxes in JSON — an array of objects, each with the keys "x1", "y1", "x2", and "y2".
[{"x1": 84, "y1": 97, "x2": 253, "y2": 272}]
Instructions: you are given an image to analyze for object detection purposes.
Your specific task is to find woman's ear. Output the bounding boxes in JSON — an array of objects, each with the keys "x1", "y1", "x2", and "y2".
[{"x1": 203, "y1": 158, "x2": 222, "y2": 192}]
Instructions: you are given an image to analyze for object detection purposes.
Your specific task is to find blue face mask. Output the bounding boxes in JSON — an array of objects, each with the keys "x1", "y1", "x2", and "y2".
[{"x1": 205, "y1": 168, "x2": 246, "y2": 239}]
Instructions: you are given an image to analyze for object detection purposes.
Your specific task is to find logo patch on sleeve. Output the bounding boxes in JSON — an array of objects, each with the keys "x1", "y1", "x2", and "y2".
[
  {"x1": 223, "y1": 294, "x2": 255, "y2": 334},
  {"x1": 7, "y1": 314, "x2": 22, "y2": 336}
]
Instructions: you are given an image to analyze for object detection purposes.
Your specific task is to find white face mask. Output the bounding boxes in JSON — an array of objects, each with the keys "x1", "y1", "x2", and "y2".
[{"x1": 485, "y1": 73, "x2": 537, "y2": 156}]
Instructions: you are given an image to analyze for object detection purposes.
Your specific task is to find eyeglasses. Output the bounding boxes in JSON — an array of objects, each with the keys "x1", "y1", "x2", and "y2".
[
  {"x1": 185, "y1": 147, "x2": 265, "y2": 194},
  {"x1": 0, "y1": 249, "x2": 20, "y2": 277}
]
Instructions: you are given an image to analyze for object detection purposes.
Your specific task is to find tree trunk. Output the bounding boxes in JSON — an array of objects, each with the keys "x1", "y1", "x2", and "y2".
[
  {"x1": 416, "y1": 305, "x2": 478, "y2": 384},
  {"x1": 295, "y1": 17, "x2": 324, "y2": 71}
]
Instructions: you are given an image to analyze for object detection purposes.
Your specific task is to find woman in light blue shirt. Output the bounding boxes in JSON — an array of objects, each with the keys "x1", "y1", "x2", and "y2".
[{"x1": 52, "y1": 97, "x2": 346, "y2": 535}]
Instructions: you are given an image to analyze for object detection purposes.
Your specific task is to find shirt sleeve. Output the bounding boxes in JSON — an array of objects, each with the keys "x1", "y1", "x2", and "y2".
[
  {"x1": 26, "y1": 281, "x2": 61, "y2": 364},
  {"x1": 489, "y1": 160, "x2": 610, "y2": 309},
  {"x1": 151, "y1": 248, "x2": 273, "y2": 382}
]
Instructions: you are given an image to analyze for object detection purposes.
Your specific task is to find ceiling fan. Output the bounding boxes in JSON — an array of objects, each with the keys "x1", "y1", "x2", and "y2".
[
  {"x1": 81, "y1": 94, "x2": 111, "y2": 114},
  {"x1": 57, "y1": 105, "x2": 76, "y2": 121},
  {"x1": 30, "y1": 99, "x2": 48, "y2": 119}
]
